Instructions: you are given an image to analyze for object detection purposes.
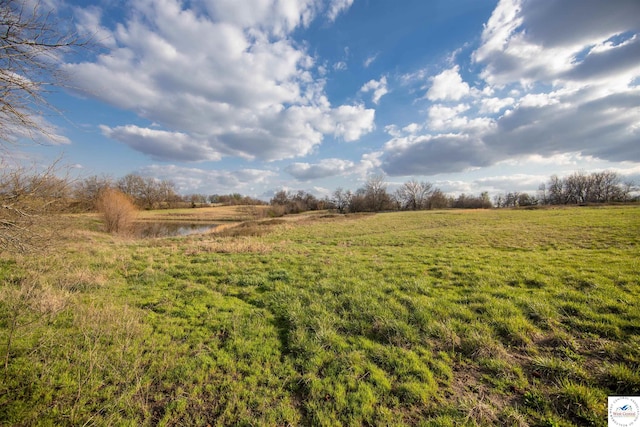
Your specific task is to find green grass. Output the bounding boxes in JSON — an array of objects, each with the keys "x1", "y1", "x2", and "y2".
[{"x1": 1, "y1": 206, "x2": 639, "y2": 425}]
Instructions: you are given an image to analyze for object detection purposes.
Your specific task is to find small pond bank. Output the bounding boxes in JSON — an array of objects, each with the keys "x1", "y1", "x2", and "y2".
[{"x1": 133, "y1": 221, "x2": 220, "y2": 238}]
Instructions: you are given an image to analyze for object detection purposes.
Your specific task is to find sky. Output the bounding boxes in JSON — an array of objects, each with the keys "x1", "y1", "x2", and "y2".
[{"x1": 17, "y1": 0, "x2": 640, "y2": 199}]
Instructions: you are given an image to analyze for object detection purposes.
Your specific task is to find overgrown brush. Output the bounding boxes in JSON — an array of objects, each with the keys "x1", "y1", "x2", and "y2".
[{"x1": 96, "y1": 188, "x2": 138, "y2": 234}]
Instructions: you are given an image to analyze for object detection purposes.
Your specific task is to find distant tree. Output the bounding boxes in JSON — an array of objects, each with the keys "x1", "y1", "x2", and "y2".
[
  {"x1": 453, "y1": 192, "x2": 492, "y2": 209},
  {"x1": 157, "y1": 179, "x2": 180, "y2": 208},
  {"x1": 187, "y1": 193, "x2": 207, "y2": 207},
  {"x1": 517, "y1": 193, "x2": 537, "y2": 207},
  {"x1": 480, "y1": 191, "x2": 492, "y2": 208},
  {"x1": 544, "y1": 170, "x2": 631, "y2": 205},
  {"x1": 331, "y1": 188, "x2": 351, "y2": 213},
  {"x1": 396, "y1": 179, "x2": 433, "y2": 210},
  {"x1": 504, "y1": 192, "x2": 519, "y2": 207},
  {"x1": 270, "y1": 190, "x2": 289, "y2": 206},
  {"x1": 547, "y1": 175, "x2": 565, "y2": 205},
  {"x1": 73, "y1": 175, "x2": 113, "y2": 211},
  {"x1": 116, "y1": 174, "x2": 178, "y2": 209},
  {"x1": 427, "y1": 188, "x2": 449, "y2": 209},
  {"x1": 270, "y1": 189, "x2": 320, "y2": 214},
  {"x1": 621, "y1": 180, "x2": 635, "y2": 202},
  {"x1": 349, "y1": 188, "x2": 368, "y2": 213},
  {"x1": 363, "y1": 174, "x2": 391, "y2": 211},
  {"x1": 537, "y1": 183, "x2": 548, "y2": 205},
  {"x1": 564, "y1": 171, "x2": 591, "y2": 204}
]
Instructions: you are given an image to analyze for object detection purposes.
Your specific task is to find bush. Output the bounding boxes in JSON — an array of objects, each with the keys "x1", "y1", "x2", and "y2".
[{"x1": 96, "y1": 189, "x2": 137, "y2": 234}]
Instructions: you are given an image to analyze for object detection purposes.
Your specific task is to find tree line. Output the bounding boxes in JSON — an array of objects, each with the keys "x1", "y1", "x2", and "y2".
[
  {"x1": 71, "y1": 174, "x2": 265, "y2": 211},
  {"x1": 269, "y1": 175, "x2": 493, "y2": 214},
  {"x1": 495, "y1": 171, "x2": 635, "y2": 208},
  {"x1": 270, "y1": 171, "x2": 636, "y2": 215}
]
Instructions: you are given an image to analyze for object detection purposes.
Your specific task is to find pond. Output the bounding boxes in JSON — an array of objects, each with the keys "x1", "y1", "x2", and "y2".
[{"x1": 133, "y1": 222, "x2": 219, "y2": 238}]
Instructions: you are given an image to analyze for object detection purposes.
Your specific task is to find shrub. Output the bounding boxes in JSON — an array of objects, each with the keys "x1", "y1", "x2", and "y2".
[{"x1": 96, "y1": 189, "x2": 137, "y2": 234}]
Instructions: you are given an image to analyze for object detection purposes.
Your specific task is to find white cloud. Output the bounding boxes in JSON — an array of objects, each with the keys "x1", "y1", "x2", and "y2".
[
  {"x1": 426, "y1": 66, "x2": 470, "y2": 101},
  {"x1": 479, "y1": 97, "x2": 515, "y2": 114},
  {"x1": 326, "y1": 0, "x2": 354, "y2": 22},
  {"x1": 475, "y1": 174, "x2": 547, "y2": 192},
  {"x1": 382, "y1": 133, "x2": 491, "y2": 175},
  {"x1": 402, "y1": 123, "x2": 422, "y2": 134},
  {"x1": 1, "y1": 113, "x2": 70, "y2": 146},
  {"x1": 100, "y1": 125, "x2": 222, "y2": 161},
  {"x1": 473, "y1": 0, "x2": 640, "y2": 86},
  {"x1": 65, "y1": 0, "x2": 374, "y2": 163},
  {"x1": 331, "y1": 105, "x2": 376, "y2": 141},
  {"x1": 427, "y1": 104, "x2": 470, "y2": 131},
  {"x1": 203, "y1": 0, "x2": 318, "y2": 37},
  {"x1": 360, "y1": 76, "x2": 389, "y2": 104},
  {"x1": 74, "y1": 6, "x2": 116, "y2": 48},
  {"x1": 285, "y1": 158, "x2": 355, "y2": 180},
  {"x1": 381, "y1": 0, "x2": 640, "y2": 177},
  {"x1": 333, "y1": 61, "x2": 347, "y2": 71},
  {"x1": 364, "y1": 53, "x2": 379, "y2": 68},
  {"x1": 140, "y1": 164, "x2": 277, "y2": 194}
]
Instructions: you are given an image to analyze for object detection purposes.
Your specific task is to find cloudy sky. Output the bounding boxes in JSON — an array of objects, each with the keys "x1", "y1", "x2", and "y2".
[{"x1": 24, "y1": 0, "x2": 640, "y2": 198}]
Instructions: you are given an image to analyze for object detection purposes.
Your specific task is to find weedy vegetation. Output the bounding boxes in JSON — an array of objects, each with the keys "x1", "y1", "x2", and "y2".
[{"x1": 1, "y1": 206, "x2": 639, "y2": 426}]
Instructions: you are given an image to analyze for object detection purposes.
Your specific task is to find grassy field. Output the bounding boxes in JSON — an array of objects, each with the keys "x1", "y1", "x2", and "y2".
[
  {"x1": 135, "y1": 205, "x2": 271, "y2": 223},
  {"x1": 1, "y1": 206, "x2": 639, "y2": 426}
]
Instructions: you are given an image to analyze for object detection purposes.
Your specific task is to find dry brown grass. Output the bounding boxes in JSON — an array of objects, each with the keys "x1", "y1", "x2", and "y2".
[
  {"x1": 96, "y1": 189, "x2": 138, "y2": 234},
  {"x1": 184, "y1": 237, "x2": 275, "y2": 254},
  {"x1": 137, "y1": 205, "x2": 270, "y2": 222}
]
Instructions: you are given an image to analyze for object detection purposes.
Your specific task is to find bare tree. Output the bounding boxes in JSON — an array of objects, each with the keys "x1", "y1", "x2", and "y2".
[
  {"x1": 72, "y1": 174, "x2": 113, "y2": 211},
  {"x1": 427, "y1": 188, "x2": 449, "y2": 209},
  {"x1": 0, "y1": 0, "x2": 83, "y2": 145},
  {"x1": 0, "y1": 1, "x2": 86, "y2": 252},
  {"x1": 547, "y1": 175, "x2": 564, "y2": 205},
  {"x1": 363, "y1": 174, "x2": 390, "y2": 212},
  {"x1": 544, "y1": 170, "x2": 631, "y2": 205},
  {"x1": 332, "y1": 188, "x2": 351, "y2": 214},
  {"x1": 116, "y1": 174, "x2": 179, "y2": 210},
  {"x1": 396, "y1": 179, "x2": 433, "y2": 210},
  {"x1": 0, "y1": 159, "x2": 71, "y2": 252}
]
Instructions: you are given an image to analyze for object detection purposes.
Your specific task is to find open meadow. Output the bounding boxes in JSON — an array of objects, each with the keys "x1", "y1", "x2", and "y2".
[{"x1": 1, "y1": 206, "x2": 639, "y2": 426}]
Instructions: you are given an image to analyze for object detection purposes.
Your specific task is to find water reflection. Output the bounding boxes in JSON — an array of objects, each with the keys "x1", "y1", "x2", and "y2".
[{"x1": 134, "y1": 222, "x2": 219, "y2": 238}]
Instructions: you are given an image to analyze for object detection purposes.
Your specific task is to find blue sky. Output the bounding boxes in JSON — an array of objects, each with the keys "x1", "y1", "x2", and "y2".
[{"x1": 20, "y1": 0, "x2": 640, "y2": 198}]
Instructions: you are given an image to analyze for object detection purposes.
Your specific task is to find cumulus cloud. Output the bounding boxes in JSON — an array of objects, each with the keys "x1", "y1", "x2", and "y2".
[
  {"x1": 285, "y1": 158, "x2": 355, "y2": 180},
  {"x1": 381, "y1": 0, "x2": 640, "y2": 177},
  {"x1": 360, "y1": 76, "x2": 389, "y2": 105},
  {"x1": 331, "y1": 105, "x2": 376, "y2": 141},
  {"x1": 473, "y1": 0, "x2": 640, "y2": 85},
  {"x1": 427, "y1": 104, "x2": 470, "y2": 131},
  {"x1": 100, "y1": 125, "x2": 222, "y2": 162},
  {"x1": 382, "y1": 134, "x2": 491, "y2": 175},
  {"x1": 139, "y1": 164, "x2": 277, "y2": 194},
  {"x1": 65, "y1": 0, "x2": 370, "y2": 163},
  {"x1": 426, "y1": 66, "x2": 470, "y2": 101},
  {"x1": 479, "y1": 97, "x2": 515, "y2": 114},
  {"x1": 203, "y1": 0, "x2": 318, "y2": 37}
]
